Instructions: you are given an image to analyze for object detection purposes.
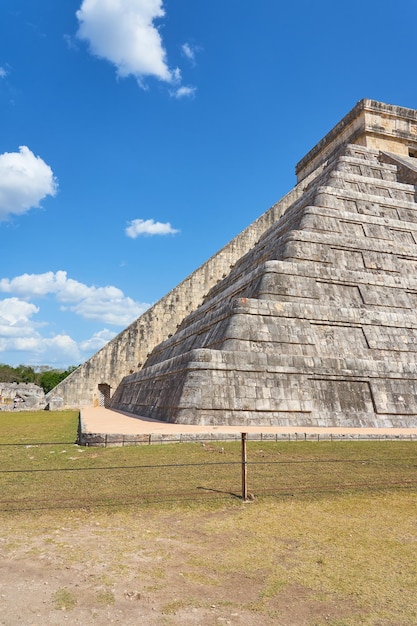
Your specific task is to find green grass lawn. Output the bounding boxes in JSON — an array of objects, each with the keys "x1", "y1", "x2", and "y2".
[
  {"x1": 1, "y1": 411, "x2": 417, "y2": 625},
  {"x1": 0, "y1": 409, "x2": 78, "y2": 444},
  {"x1": 0, "y1": 410, "x2": 416, "y2": 511}
]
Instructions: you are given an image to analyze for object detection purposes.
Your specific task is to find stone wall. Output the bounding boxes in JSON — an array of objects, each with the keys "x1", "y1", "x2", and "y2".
[{"x1": 0, "y1": 382, "x2": 46, "y2": 411}]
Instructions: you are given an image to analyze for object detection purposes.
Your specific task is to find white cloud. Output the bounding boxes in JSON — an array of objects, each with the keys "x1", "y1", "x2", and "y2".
[
  {"x1": 0, "y1": 297, "x2": 118, "y2": 366},
  {"x1": 69, "y1": 294, "x2": 147, "y2": 326},
  {"x1": 0, "y1": 146, "x2": 58, "y2": 221},
  {"x1": 76, "y1": 1, "x2": 197, "y2": 96},
  {"x1": 171, "y1": 85, "x2": 196, "y2": 99},
  {"x1": 125, "y1": 218, "x2": 180, "y2": 238},
  {"x1": 63, "y1": 34, "x2": 78, "y2": 50},
  {"x1": 0, "y1": 332, "x2": 82, "y2": 366},
  {"x1": 182, "y1": 43, "x2": 196, "y2": 63},
  {"x1": 0, "y1": 297, "x2": 81, "y2": 366},
  {"x1": 76, "y1": 0, "x2": 177, "y2": 85},
  {"x1": 0, "y1": 271, "x2": 150, "y2": 326},
  {"x1": 0, "y1": 67, "x2": 7, "y2": 79},
  {"x1": 0, "y1": 298, "x2": 40, "y2": 338},
  {"x1": 0, "y1": 272, "x2": 150, "y2": 366},
  {"x1": 79, "y1": 328, "x2": 117, "y2": 353}
]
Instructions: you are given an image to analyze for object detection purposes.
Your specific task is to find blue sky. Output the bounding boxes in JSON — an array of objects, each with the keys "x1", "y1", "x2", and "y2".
[{"x1": 1, "y1": 0, "x2": 416, "y2": 368}]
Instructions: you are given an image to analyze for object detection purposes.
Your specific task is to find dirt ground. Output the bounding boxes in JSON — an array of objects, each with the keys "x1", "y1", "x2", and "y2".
[{"x1": 0, "y1": 504, "x2": 356, "y2": 626}]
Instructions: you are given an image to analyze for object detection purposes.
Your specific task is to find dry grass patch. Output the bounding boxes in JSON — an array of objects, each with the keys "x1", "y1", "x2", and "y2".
[
  {"x1": 1, "y1": 491, "x2": 417, "y2": 625},
  {"x1": 51, "y1": 587, "x2": 77, "y2": 611}
]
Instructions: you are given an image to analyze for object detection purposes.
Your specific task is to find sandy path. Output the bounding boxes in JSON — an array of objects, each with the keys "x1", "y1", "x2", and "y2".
[{"x1": 81, "y1": 406, "x2": 417, "y2": 438}]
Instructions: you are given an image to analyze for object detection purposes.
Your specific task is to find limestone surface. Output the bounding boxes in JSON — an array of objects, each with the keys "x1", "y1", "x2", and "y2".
[{"x1": 0, "y1": 382, "x2": 46, "y2": 410}]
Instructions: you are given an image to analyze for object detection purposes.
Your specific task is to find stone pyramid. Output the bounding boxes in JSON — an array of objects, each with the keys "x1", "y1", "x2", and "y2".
[{"x1": 110, "y1": 100, "x2": 417, "y2": 427}]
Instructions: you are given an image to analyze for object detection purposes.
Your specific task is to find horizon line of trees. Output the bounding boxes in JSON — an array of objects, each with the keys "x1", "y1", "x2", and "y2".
[{"x1": 0, "y1": 364, "x2": 78, "y2": 394}]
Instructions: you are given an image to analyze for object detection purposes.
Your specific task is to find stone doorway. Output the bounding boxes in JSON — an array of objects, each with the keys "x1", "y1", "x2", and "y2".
[{"x1": 97, "y1": 383, "x2": 111, "y2": 408}]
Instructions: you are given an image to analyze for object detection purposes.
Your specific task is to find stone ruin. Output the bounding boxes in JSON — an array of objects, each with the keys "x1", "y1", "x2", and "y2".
[
  {"x1": 0, "y1": 383, "x2": 46, "y2": 411},
  {"x1": 50, "y1": 99, "x2": 417, "y2": 428}
]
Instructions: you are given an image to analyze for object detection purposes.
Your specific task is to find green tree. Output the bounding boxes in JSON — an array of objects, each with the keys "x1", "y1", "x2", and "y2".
[
  {"x1": 15, "y1": 365, "x2": 37, "y2": 383},
  {"x1": 0, "y1": 364, "x2": 38, "y2": 383},
  {"x1": 39, "y1": 366, "x2": 78, "y2": 394},
  {"x1": 0, "y1": 364, "x2": 18, "y2": 382},
  {"x1": 0, "y1": 363, "x2": 78, "y2": 393}
]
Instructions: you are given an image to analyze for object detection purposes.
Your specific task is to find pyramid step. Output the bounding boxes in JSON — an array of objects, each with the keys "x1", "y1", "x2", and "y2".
[
  {"x1": 301, "y1": 204, "x2": 417, "y2": 231},
  {"x1": 324, "y1": 170, "x2": 416, "y2": 202},
  {"x1": 197, "y1": 204, "x2": 417, "y2": 308},
  {"x1": 202, "y1": 258, "x2": 417, "y2": 309},
  {"x1": 299, "y1": 206, "x2": 417, "y2": 242},
  {"x1": 314, "y1": 185, "x2": 417, "y2": 221},
  {"x1": 332, "y1": 155, "x2": 398, "y2": 181},
  {"x1": 175, "y1": 261, "x2": 416, "y2": 335},
  {"x1": 145, "y1": 296, "x2": 417, "y2": 368},
  {"x1": 111, "y1": 348, "x2": 417, "y2": 427},
  {"x1": 203, "y1": 255, "x2": 417, "y2": 317},
  {"x1": 214, "y1": 192, "x2": 417, "y2": 289},
  {"x1": 343, "y1": 144, "x2": 381, "y2": 161},
  {"x1": 305, "y1": 148, "x2": 400, "y2": 193},
  {"x1": 263, "y1": 259, "x2": 417, "y2": 289},
  {"x1": 283, "y1": 228, "x2": 417, "y2": 271},
  {"x1": 213, "y1": 221, "x2": 417, "y2": 289}
]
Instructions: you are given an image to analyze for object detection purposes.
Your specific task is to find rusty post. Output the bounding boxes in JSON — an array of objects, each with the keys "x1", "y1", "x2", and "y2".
[{"x1": 241, "y1": 432, "x2": 247, "y2": 501}]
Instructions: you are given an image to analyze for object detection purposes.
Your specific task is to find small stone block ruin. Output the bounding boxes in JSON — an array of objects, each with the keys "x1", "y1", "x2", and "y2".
[
  {"x1": 0, "y1": 383, "x2": 46, "y2": 411},
  {"x1": 50, "y1": 99, "x2": 417, "y2": 428}
]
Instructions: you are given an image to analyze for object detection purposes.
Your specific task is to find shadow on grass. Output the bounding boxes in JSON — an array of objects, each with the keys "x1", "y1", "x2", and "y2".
[{"x1": 197, "y1": 486, "x2": 242, "y2": 499}]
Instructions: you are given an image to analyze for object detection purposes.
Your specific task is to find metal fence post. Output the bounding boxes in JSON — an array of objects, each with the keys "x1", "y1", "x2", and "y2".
[{"x1": 241, "y1": 432, "x2": 247, "y2": 501}]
